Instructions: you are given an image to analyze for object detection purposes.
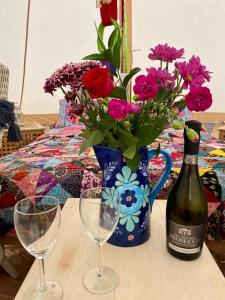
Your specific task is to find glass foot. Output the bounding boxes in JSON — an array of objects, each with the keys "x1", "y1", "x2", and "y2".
[
  {"x1": 83, "y1": 266, "x2": 118, "y2": 294},
  {"x1": 22, "y1": 280, "x2": 63, "y2": 300}
]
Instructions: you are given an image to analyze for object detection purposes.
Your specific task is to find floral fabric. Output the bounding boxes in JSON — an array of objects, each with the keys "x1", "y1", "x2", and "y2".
[{"x1": 0, "y1": 125, "x2": 224, "y2": 240}]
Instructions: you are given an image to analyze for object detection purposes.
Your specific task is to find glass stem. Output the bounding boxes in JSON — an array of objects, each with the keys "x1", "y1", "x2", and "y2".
[
  {"x1": 38, "y1": 258, "x2": 47, "y2": 293},
  {"x1": 98, "y1": 243, "x2": 103, "y2": 278}
]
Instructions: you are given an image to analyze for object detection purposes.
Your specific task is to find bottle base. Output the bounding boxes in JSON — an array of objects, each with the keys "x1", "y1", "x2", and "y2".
[{"x1": 167, "y1": 245, "x2": 202, "y2": 261}]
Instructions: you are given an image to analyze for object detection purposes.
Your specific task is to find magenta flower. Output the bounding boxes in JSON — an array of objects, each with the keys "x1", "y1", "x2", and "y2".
[
  {"x1": 185, "y1": 86, "x2": 213, "y2": 112},
  {"x1": 175, "y1": 56, "x2": 211, "y2": 89},
  {"x1": 130, "y1": 103, "x2": 141, "y2": 113},
  {"x1": 108, "y1": 99, "x2": 141, "y2": 120},
  {"x1": 108, "y1": 99, "x2": 131, "y2": 120},
  {"x1": 146, "y1": 67, "x2": 176, "y2": 89},
  {"x1": 148, "y1": 44, "x2": 184, "y2": 63},
  {"x1": 43, "y1": 61, "x2": 100, "y2": 95},
  {"x1": 133, "y1": 74, "x2": 159, "y2": 101}
]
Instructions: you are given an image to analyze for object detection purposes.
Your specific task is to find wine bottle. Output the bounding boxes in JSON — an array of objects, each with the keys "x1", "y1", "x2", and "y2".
[{"x1": 166, "y1": 120, "x2": 208, "y2": 260}]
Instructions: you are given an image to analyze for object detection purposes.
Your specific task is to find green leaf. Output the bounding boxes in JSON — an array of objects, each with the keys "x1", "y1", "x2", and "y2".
[
  {"x1": 96, "y1": 22, "x2": 106, "y2": 52},
  {"x1": 118, "y1": 134, "x2": 138, "y2": 148},
  {"x1": 101, "y1": 114, "x2": 114, "y2": 130},
  {"x1": 137, "y1": 118, "x2": 168, "y2": 147},
  {"x1": 123, "y1": 67, "x2": 141, "y2": 87},
  {"x1": 116, "y1": 127, "x2": 139, "y2": 147},
  {"x1": 123, "y1": 145, "x2": 136, "y2": 160},
  {"x1": 105, "y1": 131, "x2": 119, "y2": 149},
  {"x1": 112, "y1": 41, "x2": 121, "y2": 69},
  {"x1": 108, "y1": 28, "x2": 118, "y2": 48},
  {"x1": 126, "y1": 152, "x2": 141, "y2": 171},
  {"x1": 82, "y1": 53, "x2": 105, "y2": 61},
  {"x1": 80, "y1": 130, "x2": 104, "y2": 153},
  {"x1": 116, "y1": 126, "x2": 134, "y2": 137},
  {"x1": 79, "y1": 129, "x2": 90, "y2": 139},
  {"x1": 109, "y1": 86, "x2": 127, "y2": 100},
  {"x1": 111, "y1": 20, "x2": 122, "y2": 69},
  {"x1": 102, "y1": 48, "x2": 114, "y2": 63},
  {"x1": 87, "y1": 109, "x2": 98, "y2": 126},
  {"x1": 174, "y1": 99, "x2": 186, "y2": 112}
]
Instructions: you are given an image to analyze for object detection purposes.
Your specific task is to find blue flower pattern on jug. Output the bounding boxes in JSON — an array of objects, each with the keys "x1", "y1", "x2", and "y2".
[
  {"x1": 121, "y1": 190, "x2": 137, "y2": 207},
  {"x1": 94, "y1": 145, "x2": 172, "y2": 247},
  {"x1": 115, "y1": 166, "x2": 143, "y2": 215},
  {"x1": 102, "y1": 166, "x2": 150, "y2": 233}
]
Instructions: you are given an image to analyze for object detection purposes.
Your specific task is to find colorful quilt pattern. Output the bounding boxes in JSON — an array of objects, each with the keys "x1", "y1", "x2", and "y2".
[{"x1": 0, "y1": 125, "x2": 224, "y2": 240}]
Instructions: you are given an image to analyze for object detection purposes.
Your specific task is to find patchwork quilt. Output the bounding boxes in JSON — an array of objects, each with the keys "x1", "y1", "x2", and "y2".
[{"x1": 0, "y1": 125, "x2": 224, "y2": 240}]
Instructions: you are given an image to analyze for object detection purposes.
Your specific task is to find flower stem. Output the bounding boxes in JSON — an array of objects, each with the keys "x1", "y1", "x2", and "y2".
[{"x1": 116, "y1": 70, "x2": 128, "y2": 102}]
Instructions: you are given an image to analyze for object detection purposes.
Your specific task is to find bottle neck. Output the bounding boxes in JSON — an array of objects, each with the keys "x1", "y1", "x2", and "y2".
[{"x1": 183, "y1": 154, "x2": 198, "y2": 165}]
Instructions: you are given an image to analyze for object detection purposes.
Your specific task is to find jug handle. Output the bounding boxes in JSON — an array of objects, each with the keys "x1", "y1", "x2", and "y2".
[{"x1": 148, "y1": 149, "x2": 172, "y2": 208}]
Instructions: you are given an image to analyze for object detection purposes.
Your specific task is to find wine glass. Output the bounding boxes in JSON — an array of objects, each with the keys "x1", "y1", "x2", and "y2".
[
  {"x1": 14, "y1": 196, "x2": 62, "y2": 300},
  {"x1": 80, "y1": 187, "x2": 120, "y2": 294}
]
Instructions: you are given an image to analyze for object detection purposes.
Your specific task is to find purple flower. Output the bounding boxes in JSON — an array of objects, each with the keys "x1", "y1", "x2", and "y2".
[
  {"x1": 133, "y1": 74, "x2": 159, "y2": 101},
  {"x1": 130, "y1": 103, "x2": 141, "y2": 113},
  {"x1": 43, "y1": 61, "x2": 100, "y2": 95},
  {"x1": 175, "y1": 56, "x2": 211, "y2": 89},
  {"x1": 149, "y1": 44, "x2": 184, "y2": 62},
  {"x1": 146, "y1": 67, "x2": 176, "y2": 89},
  {"x1": 101, "y1": 61, "x2": 117, "y2": 74}
]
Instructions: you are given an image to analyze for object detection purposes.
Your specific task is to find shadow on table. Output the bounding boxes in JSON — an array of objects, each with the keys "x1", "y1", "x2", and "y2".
[{"x1": 206, "y1": 241, "x2": 225, "y2": 277}]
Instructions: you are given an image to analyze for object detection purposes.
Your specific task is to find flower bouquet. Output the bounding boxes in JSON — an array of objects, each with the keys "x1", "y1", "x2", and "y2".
[
  {"x1": 44, "y1": 20, "x2": 212, "y2": 170},
  {"x1": 44, "y1": 20, "x2": 213, "y2": 247}
]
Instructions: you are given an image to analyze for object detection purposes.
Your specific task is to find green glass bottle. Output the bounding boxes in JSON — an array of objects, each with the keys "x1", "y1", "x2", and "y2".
[{"x1": 166, "y1": 120, "x2": 208, "y2": 260}]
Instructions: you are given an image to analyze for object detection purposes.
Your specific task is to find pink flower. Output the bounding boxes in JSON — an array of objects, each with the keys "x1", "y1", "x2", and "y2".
[
  {"x1": 108, "y1": 99, "x2": 131, "y2": 120},
  {"x1": 133, "y1": 74, "x2": 159, "y2": 101},
  {"x1": 146, "y1": 67, "x2": 176, "y2": 89},
  {"x1": 108, "y1": 99, "x2": 141, "y2": 120},
  {"x1": 148, "y1": 44, "x2": 184, "y2": 62},
  {"x1": 185, "y1": 86, "x2": 213, "y2": 112},
  {"x1": 175, "y1": 56, "x2": 211, "y2": 89}
]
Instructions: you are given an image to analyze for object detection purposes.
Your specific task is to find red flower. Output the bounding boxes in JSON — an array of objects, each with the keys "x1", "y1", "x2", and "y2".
[
  {"x1": 81, "y1": 67, "x2": 114, "y2": 99},
  {"x1": 100, "y1": 0, "x2": 117, "y2": 26}
]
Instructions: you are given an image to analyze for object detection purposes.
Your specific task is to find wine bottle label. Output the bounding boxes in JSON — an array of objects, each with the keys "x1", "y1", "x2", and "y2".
[{"x1": 168, "y1": 220, "x2": 204, "y2": 254}]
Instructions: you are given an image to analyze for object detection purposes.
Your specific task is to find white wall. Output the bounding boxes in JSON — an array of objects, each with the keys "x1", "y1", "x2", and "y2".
[
  {"x1": 0, "y1": 0, "x2": 224, "y2": 113},
  {"x1": 0, "y1": 0, "x2": 27, "y2": 106},
  {"x1": 133, "y1": 0, "x2": 225, "y2": 113}
]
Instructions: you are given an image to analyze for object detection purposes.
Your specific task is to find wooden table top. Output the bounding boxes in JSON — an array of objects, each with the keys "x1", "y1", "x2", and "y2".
[
  {"x1": 19, "y1": 121, "x2": 46, "y2": 131},
  {"x1": 15, "y1": 199, "x2": 225, "y2": 300}
]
